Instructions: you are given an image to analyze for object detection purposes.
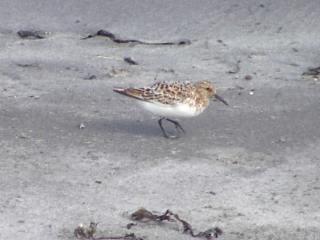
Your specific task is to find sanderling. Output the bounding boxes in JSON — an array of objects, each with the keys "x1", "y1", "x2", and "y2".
[{"x1": 113, "y1": 80, "x2": 228, "y2": 138}]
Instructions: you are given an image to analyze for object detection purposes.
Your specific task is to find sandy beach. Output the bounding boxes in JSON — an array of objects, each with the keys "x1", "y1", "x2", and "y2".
[{"x1": 0, "y1": 1, "x2": 319, "y2": 239}]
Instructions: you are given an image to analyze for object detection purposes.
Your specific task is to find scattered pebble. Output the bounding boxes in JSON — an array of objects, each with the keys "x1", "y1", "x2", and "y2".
[
  {"x1": 276, "y1": 138, "x2": 287, "y2": 143},
  {"x1": 124, "y1": 57, "x2": 138, "y2": 65},
  {"x1": 244, "y1": 75, "x2": 252, "y2": 80},
  {"x1": 79, "y1": 123, "x2": 85, "y2": 129},
  {"x1": 29, "y1": 95, "x2": 40, "y2": 99},
  {"x1": 20, "y1": 133, "x2": 27, "y2": 138}
]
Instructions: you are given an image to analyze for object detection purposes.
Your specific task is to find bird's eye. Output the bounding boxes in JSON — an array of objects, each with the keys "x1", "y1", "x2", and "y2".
[{"x1": 206, "y1": 87, "x2": 211, "y2": 91}]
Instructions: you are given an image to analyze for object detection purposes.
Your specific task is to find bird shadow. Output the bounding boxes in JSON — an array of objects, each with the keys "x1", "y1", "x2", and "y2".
[
  {"x1": 88, "y1": 118, "x2": 187, "y2": 139},
  {"x1": 89, "y1": 118, "x2": 162, "y2": 137}
]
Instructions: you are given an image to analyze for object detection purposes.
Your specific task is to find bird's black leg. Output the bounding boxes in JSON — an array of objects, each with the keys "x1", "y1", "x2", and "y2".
[
  {"x1": 158, "y1": 117, "x2": 172, "y2": 138},
  {"x1": 166, "y1": 118, "x2": 186, "y2": 133},
  {"x1": 158, "y1": 117, "x2": 185, "y2": 138}
]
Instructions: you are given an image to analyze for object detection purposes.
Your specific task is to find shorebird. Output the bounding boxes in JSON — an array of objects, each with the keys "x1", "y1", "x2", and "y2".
[{"x1": 113, "y1": 80, "x2": 228, "y2": 138}]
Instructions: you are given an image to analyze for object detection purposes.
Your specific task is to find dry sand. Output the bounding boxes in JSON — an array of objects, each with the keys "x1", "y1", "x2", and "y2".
[{"x1": 0, "y1": 0, "x2": 319, "y2": 239}]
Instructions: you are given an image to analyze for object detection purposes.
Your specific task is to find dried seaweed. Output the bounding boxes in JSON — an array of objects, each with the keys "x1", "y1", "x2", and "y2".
[
  {"x1": 17, "y1": 30, "x2": 48, "y2": 39},
  {"x1": 74, "y1": 222, "x2": 98, "y2": 239},
  {"x1": 74, "y1": 208, "x2": 222, "y2": 239},
  {"x1": 131, "y1": 207, "x2": 223, "y2": 239},
  {"x1": 15, "y1": 62, "x2": 41, "y2": 68},
  {"x1": 82, "y1": 29, "x2": 191, "y2": 46},
  {"x1": 302, "y1": 66, "x2": 320, "y2": 76}
]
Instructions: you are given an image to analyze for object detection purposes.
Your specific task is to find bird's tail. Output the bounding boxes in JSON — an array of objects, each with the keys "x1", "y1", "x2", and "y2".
[{"x1": 113, "y1": 87, "x2": 145, "y2": 101}]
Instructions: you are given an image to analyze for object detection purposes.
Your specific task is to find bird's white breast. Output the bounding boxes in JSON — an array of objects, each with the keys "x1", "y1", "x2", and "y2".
[{"x1": 137, "y1": 101, "x2": 203, "y2": 119}]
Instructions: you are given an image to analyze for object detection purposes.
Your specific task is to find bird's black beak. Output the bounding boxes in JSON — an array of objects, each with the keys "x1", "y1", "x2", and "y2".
[{"x1": 215, "y1": 94, "x2": 228, "y2": 106}]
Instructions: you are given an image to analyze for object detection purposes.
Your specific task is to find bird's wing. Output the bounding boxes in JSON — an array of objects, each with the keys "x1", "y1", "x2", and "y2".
[{"x1": 113, "y1": 82, "x2": 195, "y2": 105}]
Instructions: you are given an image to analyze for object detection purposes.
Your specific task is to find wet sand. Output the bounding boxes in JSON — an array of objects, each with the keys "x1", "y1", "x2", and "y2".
[{"x1": 0, "y1": 1, "x2": 319, "y2": 239}]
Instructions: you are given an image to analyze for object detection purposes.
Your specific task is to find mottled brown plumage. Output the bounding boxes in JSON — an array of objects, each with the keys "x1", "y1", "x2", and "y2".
[{"x1": 113, "y1": 80, "x2": 228, "y2": 138}]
